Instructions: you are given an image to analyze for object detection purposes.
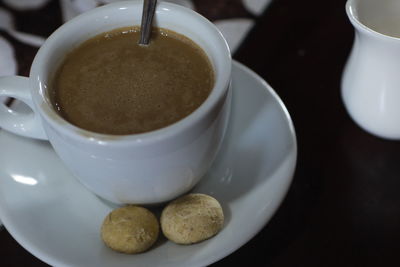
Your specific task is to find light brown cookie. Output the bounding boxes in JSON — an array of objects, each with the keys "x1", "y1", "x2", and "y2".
[
  {"x1": 101, "y1": 205, "x2": 159, "y2": 254},
  {"x1": 160, "y1": 193, "x2": 224, "y2": 244}
]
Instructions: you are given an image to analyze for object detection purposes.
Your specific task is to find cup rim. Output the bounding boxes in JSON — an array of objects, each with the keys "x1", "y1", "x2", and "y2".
[
  {"x1": 30, "y1": 0, "x2": 231, "y2": 147},
  {"x1": 346, "y1": 0, "x2": 400, "y2": 42}
]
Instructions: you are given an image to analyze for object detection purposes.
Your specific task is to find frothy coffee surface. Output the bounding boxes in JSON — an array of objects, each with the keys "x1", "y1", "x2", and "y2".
[{"x1": 53, "y1": 27, "x2": 214, "y2": 135}]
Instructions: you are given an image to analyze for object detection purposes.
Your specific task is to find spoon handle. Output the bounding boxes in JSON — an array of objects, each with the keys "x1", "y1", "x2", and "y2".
[{"x1": 139, "y1": 0, "x2": 157, "y2": 45}]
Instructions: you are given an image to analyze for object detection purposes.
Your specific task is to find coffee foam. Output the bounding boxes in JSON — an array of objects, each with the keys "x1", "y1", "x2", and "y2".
[{"x1": 53, "y1": 27, "x2": 214, "y2": 135}]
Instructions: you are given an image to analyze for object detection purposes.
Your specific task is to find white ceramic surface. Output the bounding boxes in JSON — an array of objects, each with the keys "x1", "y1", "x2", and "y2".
[
  {"x1": 0, "y1": 0, "x2": 232, "y2": 204},
  {"x1": 342, "y1": 0, "x2": 400, "y2": 139},
  {"x1": 0, "y1": 61, "x2": 297, "y2": 267}
]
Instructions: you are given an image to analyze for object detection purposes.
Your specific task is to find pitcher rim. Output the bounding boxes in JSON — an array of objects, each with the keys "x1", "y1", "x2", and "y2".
[{"x1": 346, "y1": 0, "x2": 400, "y2": 42}]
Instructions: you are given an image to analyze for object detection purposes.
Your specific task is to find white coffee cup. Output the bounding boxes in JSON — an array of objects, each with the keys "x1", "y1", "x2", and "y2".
[{"x1": 0, "y1": 0, "x2": 231, "y2": 204}]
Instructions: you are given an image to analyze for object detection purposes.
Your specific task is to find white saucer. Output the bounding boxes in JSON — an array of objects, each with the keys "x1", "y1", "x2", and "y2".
[{"x1": 0, "y1": 61, "x2": 297, "y2": 267}]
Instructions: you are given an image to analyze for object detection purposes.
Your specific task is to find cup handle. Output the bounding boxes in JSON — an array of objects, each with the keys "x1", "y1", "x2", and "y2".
[{"x1": 0, "y1": 76, "x2": 47, "y2": 140}]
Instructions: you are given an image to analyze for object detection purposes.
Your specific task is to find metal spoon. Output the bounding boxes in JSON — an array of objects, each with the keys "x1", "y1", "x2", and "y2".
[{"x1": 139, "y1": 0, "x2": 157, "y2": 45}]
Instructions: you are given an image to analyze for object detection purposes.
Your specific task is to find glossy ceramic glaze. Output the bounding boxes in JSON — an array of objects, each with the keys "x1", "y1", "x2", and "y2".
[
  {"x1": 342, "y1": 0, "x2": 400, "y2": 139},
  {"x1": 0, "y1": 61, "x2": 297, "y2": 267},
  {"x1": 0, "y1": 0, "x2": 231, "y2": 204}
]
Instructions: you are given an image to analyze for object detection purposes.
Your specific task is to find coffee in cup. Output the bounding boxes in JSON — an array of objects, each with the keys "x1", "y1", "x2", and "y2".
[{"x1": 52, "y1": 26, "x2": 215, "y2": 135}]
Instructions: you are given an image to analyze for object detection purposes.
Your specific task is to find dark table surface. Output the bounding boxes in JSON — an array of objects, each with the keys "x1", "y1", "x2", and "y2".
[{"x1": 2, "y1": 0, "x2": 400, "y2": 266}]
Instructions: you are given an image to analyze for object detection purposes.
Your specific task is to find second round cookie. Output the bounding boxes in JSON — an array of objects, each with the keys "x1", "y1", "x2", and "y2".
[{"x1": 161, "y1": 193, "x2": 224, "y2": 244}]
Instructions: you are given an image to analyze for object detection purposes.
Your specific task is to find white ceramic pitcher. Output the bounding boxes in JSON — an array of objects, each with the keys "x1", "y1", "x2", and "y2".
[{"x1": 342, "y1": 0, "x2": 400, "y2": 139}]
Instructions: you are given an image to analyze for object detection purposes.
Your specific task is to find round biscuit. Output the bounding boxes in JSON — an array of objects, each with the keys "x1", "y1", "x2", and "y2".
[
  {"x1": 101, "y1": 205, "x2": 159, "y2": 254},
  {"x1": 161, "y1": 193, "x2": 224, "y2": 244}
]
